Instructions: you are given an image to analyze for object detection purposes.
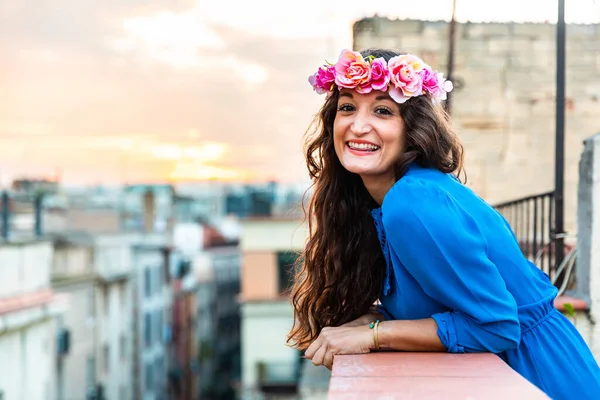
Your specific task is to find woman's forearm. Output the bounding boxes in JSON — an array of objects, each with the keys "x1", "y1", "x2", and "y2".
[
  {"x1": 377, "y1": 318, "x2": 447, "y2": 352},
  {"x1": 342, "y1": 311, "x2": 386, "y2": 327}
]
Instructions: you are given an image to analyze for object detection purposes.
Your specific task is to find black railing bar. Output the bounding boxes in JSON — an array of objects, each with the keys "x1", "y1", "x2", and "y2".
[
  {"x1": 533, "y1": 199, "x2": 543, "y2": 257},
  {"x1": 524, "y1": 200, "x2": 531, "y2": 257},
  {"x1": 541, "y1": 195, "x2": 547, "y2": 273},
  {"x1": 493, "y1": 191, "x2": 555, "y2": 209}
]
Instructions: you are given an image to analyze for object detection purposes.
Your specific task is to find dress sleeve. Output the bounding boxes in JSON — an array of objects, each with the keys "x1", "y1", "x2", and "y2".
[{"x1": 382, "y1": 179, "x2": 521, "y2": 354}]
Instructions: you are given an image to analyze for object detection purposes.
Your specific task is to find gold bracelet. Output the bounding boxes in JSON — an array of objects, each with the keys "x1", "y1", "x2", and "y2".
[
  {"x1": 369, "y1": 320, "x2": 381, "y2": 351},
  {"x1": 374, "y1": 320, "x2": 381, "y2": 350}
]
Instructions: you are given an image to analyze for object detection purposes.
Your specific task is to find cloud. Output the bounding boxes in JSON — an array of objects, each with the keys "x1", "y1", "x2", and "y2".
[{"x1": 0, "y1": 0, "x2": 336, "y2": 184}]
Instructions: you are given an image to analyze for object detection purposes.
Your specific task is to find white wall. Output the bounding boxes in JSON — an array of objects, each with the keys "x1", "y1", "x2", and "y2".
[
  {"x1": 0, "y1": 319, "x2": 55, "y2": 400},
  {"x1": 54, "y1": 282, "x2": 96, "y2": 400},
  {"x1": 94, "y1": 235, "x2": 135, "y2": 280},
  {"x1": 97, "y1": 280, "x2": 132, "y2": 400},
  {"x1": 133, "y1": 247, "x2": 168, "y2": 400},
  {"x1": 241, "y1": 301, "x2": 298, "y2": 388},
  {"x1": 0, "y1": 241, "x2": 52, "y2": 298},
  {"x1": 241, "y1": 219, "x2": 307, "y2": 252},
  {"x1": 575, "y1": 133, "x2": 600, "y2": 361}
]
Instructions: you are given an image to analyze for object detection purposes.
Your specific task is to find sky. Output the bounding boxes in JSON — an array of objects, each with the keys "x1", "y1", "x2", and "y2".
[{"x1": 1, "y1": 0, "x2": 599, "y2": 186}]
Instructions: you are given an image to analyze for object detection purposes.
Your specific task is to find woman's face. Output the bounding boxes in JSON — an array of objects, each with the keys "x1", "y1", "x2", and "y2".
[{"x1": 333, "y1": 89, "x2": 405, "y2": 183}]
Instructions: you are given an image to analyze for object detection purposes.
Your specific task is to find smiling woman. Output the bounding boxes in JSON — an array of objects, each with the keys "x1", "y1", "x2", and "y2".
[{"x1": 287, "y1": 48, "x2": 600, "y2": 400}]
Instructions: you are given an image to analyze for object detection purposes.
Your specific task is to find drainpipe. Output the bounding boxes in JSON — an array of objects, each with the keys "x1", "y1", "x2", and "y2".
[{"x1": 1, "y1": 191, "x2": 9, "y2": 240}]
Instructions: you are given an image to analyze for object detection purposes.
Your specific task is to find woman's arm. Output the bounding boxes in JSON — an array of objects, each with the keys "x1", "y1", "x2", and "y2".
[
  {"x1": 382, "y1": 180, "x2": 521, "y2": 354},
  {"x1": 341, "y1": 311, "x2": 386, "y2": 327},
  {"x1": 376, "y1": 318, "x2": 446, "y2": 352}
]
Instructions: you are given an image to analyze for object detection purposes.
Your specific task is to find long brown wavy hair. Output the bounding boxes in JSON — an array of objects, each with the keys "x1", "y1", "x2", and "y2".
[{"x1": 287, "y1": 48, "x2": 465, "y2": 350}]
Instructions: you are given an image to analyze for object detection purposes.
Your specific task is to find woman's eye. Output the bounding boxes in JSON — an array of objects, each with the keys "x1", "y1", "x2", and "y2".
[
  {"x1": 375, "y1": 107, "x2": 393, "y2": 115},
  {"x1": 337, "y1": 104, "x2": 354, "y2": 112}
]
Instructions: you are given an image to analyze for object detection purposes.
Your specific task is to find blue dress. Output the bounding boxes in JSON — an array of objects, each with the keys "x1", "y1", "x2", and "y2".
[{"x1": 371, "y1": 163, "x2": 600, "y2": 399}]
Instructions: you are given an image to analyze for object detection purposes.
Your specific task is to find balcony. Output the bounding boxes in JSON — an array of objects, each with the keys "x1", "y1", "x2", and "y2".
[
  {"x1": 328, "y1": 353, "x2": 548, "y2": 399},
  {"x1": 94, "y1": 235, "x2": 135, "y2": 283}
]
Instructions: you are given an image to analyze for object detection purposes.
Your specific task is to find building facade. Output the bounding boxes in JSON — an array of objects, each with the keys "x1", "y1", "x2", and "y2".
[
  {"x1": 94, "y1": 234, "x2": 136, "y2": 400},
  {"x1": 51, "y1": 236, "x2": 98, "y2": 400},
  {"x1": 132, "y1": 242, "x2": 172, "y2": 400},
  {"x1": 0, "y1": 240, "x2": 65, "y2": 400},
  {"x1": 240, "y1": 218, "x2": 308, "y2": 398}
]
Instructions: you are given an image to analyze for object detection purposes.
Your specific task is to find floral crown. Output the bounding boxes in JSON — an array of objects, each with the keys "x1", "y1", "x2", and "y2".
[{"x1": 308, "y1": 49, "x2": 453, "y2": 104}]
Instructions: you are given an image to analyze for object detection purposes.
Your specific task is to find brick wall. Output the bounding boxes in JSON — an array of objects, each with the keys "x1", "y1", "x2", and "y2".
[{"x1": 354, "y1": 18, "x2": 600, "y2": 234}]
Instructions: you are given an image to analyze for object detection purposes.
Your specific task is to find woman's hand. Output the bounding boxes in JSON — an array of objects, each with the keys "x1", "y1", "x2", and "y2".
[{"x1": 304, "y1": 325, "x2": 374, "y2": 370}]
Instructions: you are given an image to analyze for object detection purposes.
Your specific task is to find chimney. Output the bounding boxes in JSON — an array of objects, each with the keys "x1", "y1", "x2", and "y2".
[
  {"x1": 1, "y1": 191, "x2": 8, "y2": 240},
  {"x1": 34, "y1": 193, "x2": 43, "y2": 238},
  {"x1": 143, "y1": 189, "x2": 155, "y2": 233}
]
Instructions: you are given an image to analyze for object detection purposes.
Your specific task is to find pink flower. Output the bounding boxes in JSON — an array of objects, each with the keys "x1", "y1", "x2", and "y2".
[
  {"x1": 387, "y1": 54, "x2": 426, "y2": 104},
  {"x1": 308, "y1": 64, "x2": 336, "y2": 94},
  {"x1": 334, "y1": 49, "x2": 371, "y2": 93},
  {"x1": 420, "y1": 68, "x2": 453, "y2": 101},
  {"x1": 369, "y1": 57, "x2": 390, "y2": 91}
]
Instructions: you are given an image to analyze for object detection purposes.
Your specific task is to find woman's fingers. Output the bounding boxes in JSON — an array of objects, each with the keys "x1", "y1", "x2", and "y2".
[
  {"x1": 323, "y1": 348, "x2": 335, "y2": 370},
  {"x1": 304, "y1": 336, "x2": 321, "y2": 360},
  {"x1": 311, "y1": 342, "x2": 328, "y2": 367}
]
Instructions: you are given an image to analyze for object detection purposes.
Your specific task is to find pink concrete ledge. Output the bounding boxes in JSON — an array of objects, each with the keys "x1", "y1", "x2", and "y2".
[
  {"x1": 0, "y1": 289, "x2": 56, "y2": 315},
  {"x1": 554, "y1": 295, "x2": 588, "y2": 312},
  {"x1": 328, "y1": 353, "x2": 549, "y2": 399}
]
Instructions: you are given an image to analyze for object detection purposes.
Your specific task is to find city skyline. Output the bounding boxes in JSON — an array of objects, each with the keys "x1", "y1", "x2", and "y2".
[{"x1": 1, "y1": 0, "x2": 599, "y2": 185}]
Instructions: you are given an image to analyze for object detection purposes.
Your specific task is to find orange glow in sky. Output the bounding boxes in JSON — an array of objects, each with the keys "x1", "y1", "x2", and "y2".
[{"x1": 1, "y1": 0, "x2": 598, "y2": 185}]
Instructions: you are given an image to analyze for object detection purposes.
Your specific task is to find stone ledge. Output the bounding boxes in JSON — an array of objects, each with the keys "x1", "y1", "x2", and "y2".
[
  {"x1": 0, "y1": 289, "x2": 55, "y2": 315},
  {"x1": 328, "y1": 353, "x2": 548, "y2": 399},
  {"x1": 554, "y1": 295, "x2": 588, "y2": 312}
]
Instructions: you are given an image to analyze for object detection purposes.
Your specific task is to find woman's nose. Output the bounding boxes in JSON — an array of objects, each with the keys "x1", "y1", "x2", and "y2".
[{"x1": 350, "y1": 113, "x2": 372, "y2": 136}]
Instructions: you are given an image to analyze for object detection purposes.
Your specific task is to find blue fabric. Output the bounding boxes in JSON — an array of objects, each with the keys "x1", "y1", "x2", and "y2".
[{"x1": 372, "y1": 163, "x2": 600, "y2": 399}]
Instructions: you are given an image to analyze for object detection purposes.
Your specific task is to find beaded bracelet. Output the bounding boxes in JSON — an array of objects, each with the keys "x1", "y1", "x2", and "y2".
[{"x1": 369, "y1": 319, "x2": 381, "y2": 350}]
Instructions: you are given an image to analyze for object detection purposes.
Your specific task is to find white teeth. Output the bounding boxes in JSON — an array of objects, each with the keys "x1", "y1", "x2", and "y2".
[{"x1": 348, "y1": 141, "x2": 380, "y2": 151}]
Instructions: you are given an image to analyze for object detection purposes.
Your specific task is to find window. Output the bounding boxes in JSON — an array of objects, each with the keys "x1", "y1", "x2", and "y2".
[
  {"x1": 145, "y1": 363, "x2": 153, "y2": 393},
  {"x1": 119, "y1": 386, "x2": 127, "y2": 400},
  {"x1": 144, "y1": 268, "x2": 151, "y2": 298},
  {"x1": 156, "y1": 310, "x2": 163, "y2": 344},
  {"x1": 86, "y1": 356, "x2": 96, "y2": 390},
  {"x1": 88, "y1": 288, "x2": 95, "y2": 319},
  {"x1": 103, "y1": 287, "x2": 109, "y2": 318},
  {"x1": 144, "y1": 313, "x2": 152, "y2": 348},
  {"x1": 154, "y1": 356, "x2": 164, "y2": 395},
  {"x1": 120, "y1": 334, "x2": 126, "y2": 361},
  {"x1": 277, "y1": 252, "x2": 298, "y2": 293},
  {"x1": 103, "y1": 344, "x2": 109, "y2": 374},
  {"x1": 155, "y1": 266, "x2": 163, "y2": 294}
]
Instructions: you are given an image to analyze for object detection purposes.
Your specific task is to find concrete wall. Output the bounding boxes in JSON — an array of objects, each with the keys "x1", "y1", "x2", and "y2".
[
  {"x1": 573, "y1": 133, "x2": 600, "y2": 360},
  {"x1": 241, "y1": 219, "x2": 307, "y2": 252},
  {"x1": 0, "y1": 241, "x2": 58, "y2": 400},
  {"x1": 54, "y1": 281, "x2": 96, "y2": 400},
  {"x1": 240, "y1": 219, "x2": 307, "y2": 397},
  {"x1": 241, "y1": 301, "x2": 298, "y2": 390},
  {"x1": 0, "y1": 241, "x2": 52, "y2": 298},
  {"x1": 242, "y1": 252, "x2": 279, "y2": 301},
  {"x1": 0, "y1": 320, "x2": 56, "y2": 400},
  {"x1": 133, "y1": 247, "x2": 168, "y2": 400},
  {"x1": 97, "y1": 280, "x2": 132, "y2": 400},
  {"x1": 353, "y1": 18, "x2": 600, "y2": 235}
]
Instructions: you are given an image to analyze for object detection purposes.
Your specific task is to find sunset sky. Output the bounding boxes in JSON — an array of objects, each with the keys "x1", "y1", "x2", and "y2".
[{"x1": 1, "y1": 0, "x2": 598, "y2": 186}]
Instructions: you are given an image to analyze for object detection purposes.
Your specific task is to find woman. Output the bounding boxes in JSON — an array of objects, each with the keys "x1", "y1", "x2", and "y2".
[{"x1": 287, "y1": 48, "x2": 600, "y2": 399}]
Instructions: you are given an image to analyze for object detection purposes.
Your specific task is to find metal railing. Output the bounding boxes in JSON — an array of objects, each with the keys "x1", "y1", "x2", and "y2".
[{"x1": 493, "y1": 191, "x2": 571, "y2": 290}]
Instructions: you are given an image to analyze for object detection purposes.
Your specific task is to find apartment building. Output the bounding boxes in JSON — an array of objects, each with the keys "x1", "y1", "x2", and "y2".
[
  {"x1": 239, "y1": 217, "x2": 308, "y2": 398},
  {"x1": 0, "y1": 240, "x2": 66, "y2": 400}
]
